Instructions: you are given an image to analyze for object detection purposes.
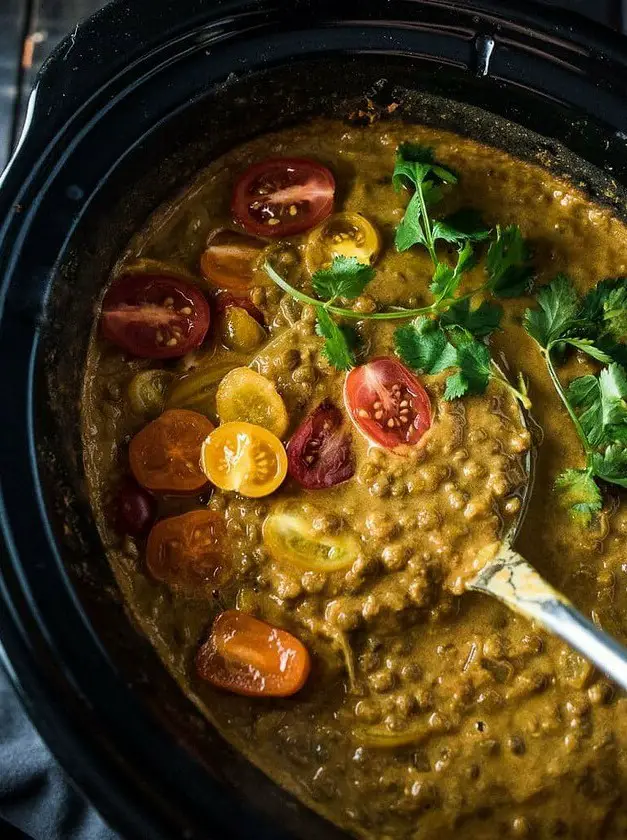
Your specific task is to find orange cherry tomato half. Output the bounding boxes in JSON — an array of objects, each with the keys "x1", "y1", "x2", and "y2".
[
  {"x1": 196, "y1": 610, "x2": 311, "y2": 697},
  {"x1": 146, "y1": 510, "x2": 230, "y2": 596},
  {"x1": 200, "y1": 228, "x2": 266, "y2": 292},
  {"x1": 200, "y1": 421, "x2": 287, "y2": 498},
  {"x1": 129, "y1": 408, "x2": 214, "y2": 493},
  {"x1": 101, "y1": 274, "x2": 210, "y2": 359},
  {"x1": 232, "y1": 158, "x2": 335, "y2": 238},
  {"x1": 344, "y1": 357, "x2": 432, "y2": 450}
]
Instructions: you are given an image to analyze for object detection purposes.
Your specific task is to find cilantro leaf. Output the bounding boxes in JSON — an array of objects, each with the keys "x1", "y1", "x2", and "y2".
[
  {"x1": 443, "y1": 371, "x2": 468, "y2": 400},
  {"x1": 486, "y1": 225, "x2": 534, "y2": 298},
  {"x1": 523, "y1": 274, "x2": 580, "y2": 348},
  {"x1": 560, "y1": 338, "x2": 613, "y2": 364},
  {"x1": 395, "y1": 191, "x2": 428, "y2": 252},
  {"x1": 554, "y1": 469, "x2": 603, "y2": 524},
  {"x1": 394, "y1": 317, "x2": 458, "y2": 374},
  {"x1": 599, "y1": 364, "x2": 627, "y2": 443},
  {"x1": 590, "y1": 443, "x2": 627, "y2": 489},
  {"x1": 429, "y1": 241, "x2": 476, "y2": 301},
  {"x1": 315, "y1": 306, "x2": 358, "y2": 371},
  {"x1": 431, "y1": 209, "x2": 491, "y2": 245},
  {"x1": 440, "y1": 298, "x2": 503, "y2": 338},
  {"x1": 451, "y1": 335, "x2": 492, "y2": 398},
  {"x1": 311, "y1": 256, "x2": 375, "y2": 302},
  {"x1": 567, "y1": 375, "x2": 605, "y2": 447},
  {"x1": 579, "y1": 277, "x2": 627, "y2": 341}
]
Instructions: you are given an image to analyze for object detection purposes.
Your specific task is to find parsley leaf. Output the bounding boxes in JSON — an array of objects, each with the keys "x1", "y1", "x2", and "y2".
[
  {"x1": 431, "y1": 209, "x2": 492, "y2": 245},
  {"x1": 395, "y1": 191, "x2": 429, "y2": 252},
  {"x1": 554, "y1": 469, "x2": 603, "y2": 524},
  {"x1": 315, "y1": 306, "x2": 358, "y2": 371},
  {"x1": 311, "y1": 256, "x2": 376, "y2": 302},
  {"x1": 560, "y1": 338, "x2": 613, "y2": 364},
  {"x1": 579, "y1": 278, "x2": 627, "y2": 340},
  {"x1": 523, "y1": 274, "x2": 580, "y2": 347},
  {"x1": 394, "y1": 317, "x2": 458, "y2": 374},
  {"x1": 590, "y1": 443, "x2": 627, "y2": 489},
  {"x1": 440, "y1": 298, "x2": 503, "y2": 338},
  {"x1": 485, "y1": 225, "x2": 534, "y2": 298}
]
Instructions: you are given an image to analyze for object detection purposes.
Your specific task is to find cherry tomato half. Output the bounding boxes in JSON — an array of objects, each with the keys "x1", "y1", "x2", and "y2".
[
  {"x1": 114, "y1": 478, "x2": 156, "y2": 537},
  {"x1": 200, "y1": 229, "x2": 266, "y2": 292},
  {"x1": 304, "y1": 212, "x2": 381, "y2": 276},
  {"x1": 287, "y1": 400, "x2": 354, "y2": 489},
  {"x1": 343, "y1": 358, "x2": 432, "y2": 450},
  {"x1": 232, "y1": 158, "x2": 335, "y2": 238},
  {"x1": 101, "y1": 274, "x2": 210, "y2": 359},
  {"x1": 196, "y1": 610, "x2": 311, "y2": 697},
  {"x1": 214, "y1": 292, "x2": 264, "y2": 325},
  {"x1": 146, "y1": 510, "x2": 230, "y2": 596},
  {"x1": 129, "y1": 408, "x2": 214, "y2": 493},
  {"x1": 200, "y1": 421, "x2": 287, "y2": 498}
]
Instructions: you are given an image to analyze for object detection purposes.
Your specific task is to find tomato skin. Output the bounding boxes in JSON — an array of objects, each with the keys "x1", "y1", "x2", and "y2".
[
  {"x1": 201, "y1": 229, "x2": 266, "y2": 292},
  {"x1": 114, "y1": 478, "x2": 156, "y2": 536},
  {"x1": 196, "y1": 610, "x2": 311, "y2": 697},
  {"x1": 214, "y1": 292, "x2": 264, "y2": 325},
  {"x1": 304, "y1": 212, "x2": 381, "y2": 276},
  {"x1": 101, "y1": 274, "x2": 210, "y2": 359},
  {"x1": 232, "y1": 158, "x2": 335, "y2": 238},
  {"x1": 146, "y1": 510, "x2": 230, "y2": 596},
  {"x1": 287, "y1": 400, "x2": 354, "y2": 489},
  {"x1": 344, "y1": 357, "x2": 432, "y2": 450},
  {"x1": 129, "y1": 408, "x2": 214, "y2": 493}
]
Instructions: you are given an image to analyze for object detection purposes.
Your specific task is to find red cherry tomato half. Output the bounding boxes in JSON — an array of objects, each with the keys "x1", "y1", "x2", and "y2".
[
  {"x1": 196, "y1": 610, "x2": 311, "y2": 697},
  {"x1": 344, "y1": 357, "x2": 432, "y2": 450},
  {"x1": 287, "y1": 400, "x2": 355, "y2": 489},
  {"x1": 114, "y1": 478, "x2": 156, "y2": 537},
  {"x1": 101, "y1": 274, "x2": 210, "y2": 359},
  {"x1": 232, "y1": 158, "x2": 335, "y2": 238},
  {"x1": 214, "y1": 292, "x2": 264, "y2": 325}
]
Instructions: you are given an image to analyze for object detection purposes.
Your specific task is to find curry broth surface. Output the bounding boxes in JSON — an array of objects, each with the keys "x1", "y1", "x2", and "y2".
[{"x1": 83, "y1": 119, "x2": 627, "y2": 839}]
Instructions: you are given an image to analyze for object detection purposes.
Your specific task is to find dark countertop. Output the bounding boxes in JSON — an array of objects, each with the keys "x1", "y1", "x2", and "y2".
[{"x1": 0, "y1": 1, "x2": 624, "y2": 839}]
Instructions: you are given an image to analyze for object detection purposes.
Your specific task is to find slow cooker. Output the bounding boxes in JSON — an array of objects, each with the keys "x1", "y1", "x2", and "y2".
[{"x1": 2, "y1": 1, "x2": 627, "y2": 837}]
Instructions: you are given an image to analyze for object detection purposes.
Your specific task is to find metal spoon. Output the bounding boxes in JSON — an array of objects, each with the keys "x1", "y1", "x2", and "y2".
[{"x1": 467, "y1": 404, "x2": 627, "y2": 692}]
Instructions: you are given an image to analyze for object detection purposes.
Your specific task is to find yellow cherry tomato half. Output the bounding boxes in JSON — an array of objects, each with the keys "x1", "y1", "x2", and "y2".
[
  {"x1": 216, "y1": 367, "x2": 288, "y2": 438},
  {"x1": 201, "y1": 421, "x2": 287, "y2": 498},
  {"x1": 304, "y1": 212, "x2": 381, "y2": 276},
  {"x1": 262, "y1": 502, "x2": 361, "y2": 572}
]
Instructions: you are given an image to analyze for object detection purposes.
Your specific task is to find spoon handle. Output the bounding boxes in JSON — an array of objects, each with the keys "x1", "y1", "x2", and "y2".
[{"x1": 469, "y1": 546, "x2": 627, "y2": 692}]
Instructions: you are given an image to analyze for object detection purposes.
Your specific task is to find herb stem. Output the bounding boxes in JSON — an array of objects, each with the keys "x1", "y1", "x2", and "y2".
[
  {"x1": 417, "y1": 187, "x2": 437, "y2": 266},
  {"x1": 489, "y1": 360, "x2": 532, "y2": 410},
  {"x1": 543, "y1": 346, "x2": 592, "y2": 454}
]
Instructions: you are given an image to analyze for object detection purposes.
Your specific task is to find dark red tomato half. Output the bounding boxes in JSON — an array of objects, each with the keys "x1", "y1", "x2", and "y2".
[
  {"x1": 287, "y1": 400, "x2": 355, "y2": 489},
  {"x1": 344, "y1": 357, "x2": 432, "y2": 450},
  {"x1": 101, "y1": 274, "x2": 210, "y2": 359},
  {"x1": 232, "y1": 158, "x2": 335, "y2": 238},
  {"x1": 214, "y1": 292, "x2": 264, "y2": 325}
]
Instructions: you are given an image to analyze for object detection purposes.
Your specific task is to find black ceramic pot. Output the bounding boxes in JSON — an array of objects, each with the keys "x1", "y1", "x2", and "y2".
[{"x1": 1, "y1": 1, "x2": 627, "y2": 838}]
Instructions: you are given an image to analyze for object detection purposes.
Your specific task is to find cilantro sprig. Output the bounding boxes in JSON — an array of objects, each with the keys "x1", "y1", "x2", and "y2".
[
  {"x1": 395, "y1": 317, "x2": 530, "y2": 407},
  {"x1": 523, "y1": 275, "x2": 627, "y2": 522}
]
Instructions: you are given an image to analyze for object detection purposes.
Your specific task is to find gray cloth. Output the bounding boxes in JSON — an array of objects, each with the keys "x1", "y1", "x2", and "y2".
[{"x1": 0, "y1": 668, "x2": 117, "y2": 840}]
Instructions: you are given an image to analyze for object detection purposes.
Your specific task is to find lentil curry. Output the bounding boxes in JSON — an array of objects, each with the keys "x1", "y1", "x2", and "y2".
[{"x1": 82, "y1": 119, "x2": 627, "y2": 839}]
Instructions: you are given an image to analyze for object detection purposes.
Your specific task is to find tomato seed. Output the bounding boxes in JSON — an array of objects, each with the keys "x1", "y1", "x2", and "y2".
[
  {"x1": 163, "y1": 296, "x2": 174, "y2": 307},
  {"x1": 373, "y1": 401, "x2": 383, "y2": 410},
  {"x1": 167, "y1": 337, "x2": 178, "y2": 346},
  {"x1": 374, "y1": 411, "x2": 383, "y2": 421},
  {"x1": 180, "y1": 306, "x2": 192, "y2": 315},
  {"x1": 400, "y1": 416, "x2": 409, "y2": 424},
  {"x1": 387, "y1": 418, "x2": 395, "y2": 428},
  {"x1": 357, "y1": 408, "x2": 370, "y2": 419},
  {"x1": 289, "y1": 205, "x2": 298, "y2": 216},
  {"x1": 267, "y1": 218, "x2": 281, "y2": 226},
  {"x1": 156, "y1": 331, "x2": 164, "y2": 344},
  {"x1": 400, "y1": 400, "x2": 409, "y2": 408}
]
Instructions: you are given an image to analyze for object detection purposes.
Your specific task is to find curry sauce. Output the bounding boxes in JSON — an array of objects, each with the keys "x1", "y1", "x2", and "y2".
[{"x1": 82, "y1": 119, "x2": 627, "y2": 839}]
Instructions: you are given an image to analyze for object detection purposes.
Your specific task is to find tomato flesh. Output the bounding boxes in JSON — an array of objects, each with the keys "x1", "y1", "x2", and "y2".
[
  {"x1": 287, "y1": 400, "x2": 354, "y2": 489},
  {"x1": 146, "y1": 510, "x2": 230, "y2": 596},
  {"x1": 232, "y1": 158, "x2": 335, "y2": 238},
  {"x1": 344, "y1": 357, "x2": 432, "y2": 449},
  {"x1": 101, "y1": 274, "x2": 210, "y2": 359},
  {"x1": 196, "y1": 610, "x2": 311, "y2": 697},
  {"x1": 200, "y1": 421, "x2": 287, "y2": 498},
  {"x1": 214, "y1": 292, "x2": 264, "y2": 325},
  {"x1": 129, "y1": 408, "x2": 214, "y2": 493}
]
